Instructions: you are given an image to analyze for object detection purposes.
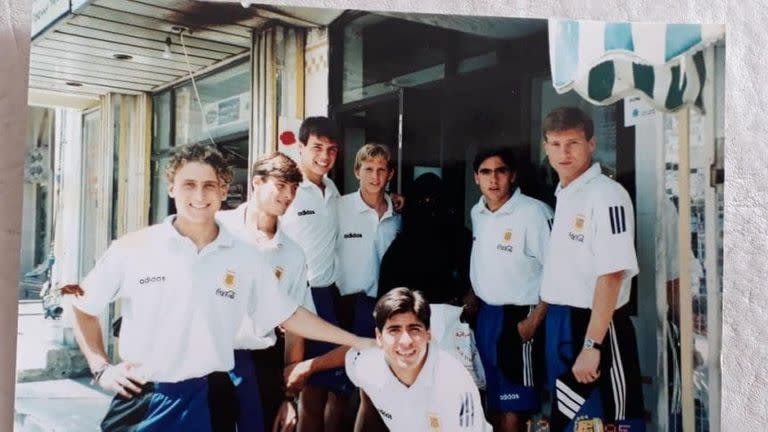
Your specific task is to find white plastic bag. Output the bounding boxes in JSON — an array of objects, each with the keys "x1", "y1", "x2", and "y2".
[{"x1": 430, "y1": 303, "x2": 486, "y2": 390}]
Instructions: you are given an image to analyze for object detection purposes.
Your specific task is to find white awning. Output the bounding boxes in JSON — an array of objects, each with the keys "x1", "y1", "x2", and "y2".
[{"x1": 548, "y1": 20, "x2": 724, "y2": 112}]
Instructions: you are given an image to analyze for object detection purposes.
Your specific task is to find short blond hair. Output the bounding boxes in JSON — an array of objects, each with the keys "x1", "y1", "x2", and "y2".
[{"x1": 354, "y1": 143, "x2": 393, "y2": 172}]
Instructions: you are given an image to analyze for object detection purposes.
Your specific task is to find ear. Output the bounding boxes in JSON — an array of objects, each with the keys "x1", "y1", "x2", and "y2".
[
  {"x1": 425, "y1": 328, "x2": 432, "y2": 343},
  {"x1": 375, "y1": 328, "x2": 383, "y2": 347},
  {"x1": 354, "y1": 167, "x2": 361, "y2": 181},
  {"x1": 473, "y1": 172, "x2": 480, "y2": 186},
  {"x1": 510, "y1": 171, "x2": 517, "y2": 185},
  {"x1": 167, "y1": 180, "x2": 175, "y2": 198},
  {"x1": 386, "y1": 168, "x2": 395, "y2": 182},
  {"x1": 252, "y1": 176, "x2": 264, "y2": 191},
  {"x1": 588, "y1": 136, "x2": 597, "y2": 153}
]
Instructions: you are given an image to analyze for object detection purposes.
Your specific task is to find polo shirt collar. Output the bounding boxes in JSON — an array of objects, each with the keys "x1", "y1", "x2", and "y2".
[
  {"x1": 384, "y1": 344, "x2": 437, "y2": 389},
  {"x1": 228, "y1": 202, "x2": 285, "y2": 248},
  {"x1": 300, "y1": 176, "x2": 339, "y2": 198},
  {"x1": 352, "y1": 190, "x2": 395, "y2": 218},
  {"x1": 477, "y1": 187, "x2": 521, "y2": 215},
  {"x1": 161, "y1": 215, "x2": 235, "y2": 249},
  {"x1": 555, "y1": 162, "x2": 602, "y2": 197}
]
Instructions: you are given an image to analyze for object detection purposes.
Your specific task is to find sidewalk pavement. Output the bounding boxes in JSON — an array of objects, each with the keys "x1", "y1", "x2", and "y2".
[
  {"x1": 14, "y1": 377, "x2": 111, "y2": 432},
  {"x1": 14, "y1": 301, "x2": 110, "y2": 431}
]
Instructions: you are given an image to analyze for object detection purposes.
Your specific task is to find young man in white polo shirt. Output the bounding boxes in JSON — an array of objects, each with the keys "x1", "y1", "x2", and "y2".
[
  {"x1": 467, "y1": 147, "x2": 552, "y2": 431},
  {"x1": 336, "y1": 143, "x2": 400, "y2": 431},
  {"x1": 213, "y1": 152, "x2": 314, "y2": 432},
  {"x1": 539, "y1": 107, "x2": 644, "y2": 431},
  {"x1": 279, "y1": 117, "x2": 352, "y2": 432},
  {"x1": 345, "y1": 287, "x2": 491, "y2": 432},
  {"x1": 336, "y1": 143, "x2": 401, "y2": 337},
  {"x1": 71, "y1": 144, "x2": 371, "y2": 432}
]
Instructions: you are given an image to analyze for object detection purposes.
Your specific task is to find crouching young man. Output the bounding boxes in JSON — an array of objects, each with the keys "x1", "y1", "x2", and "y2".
[
  {"x1": 71, "y1": 143, "x2": 371, "y2": 432},
  {"x1": 345, "y1": 287, "x2": 491, "y2": 432}
]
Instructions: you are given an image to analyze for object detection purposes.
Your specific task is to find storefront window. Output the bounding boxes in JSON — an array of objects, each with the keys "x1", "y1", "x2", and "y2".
[
  {"x1": 150, "y1": 60, "x2": 251, "y2": 223},
  {"x1": 174, "y1": 61, "x2": 250, "y2": 146},
  {"x1": 342, "y1": 15, "x2": 447, "y2": 103}
]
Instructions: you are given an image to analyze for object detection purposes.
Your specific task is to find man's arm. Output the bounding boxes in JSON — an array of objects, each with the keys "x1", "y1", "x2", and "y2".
[
  {"x1": 281, "y1": 307, "x2": 373, "y2": 350},
  {"x1": 72, "y1": 306, "x2": 145, "y2": 397},
  {"x1": 284, "y1": 345, "x2": 349, "y2": 392},
  {"x1": 72, "y1": 306, "x2": 110, "y2": 372},
  {"x1": 571, "y1": 271, "x2": 623, "y2": 384},
  {"x1": 517, "y1": 300, "x2": 548, "y2": 342},
  {"x1": 284, "y1": 332, "x2": 305, "y2": 366}
]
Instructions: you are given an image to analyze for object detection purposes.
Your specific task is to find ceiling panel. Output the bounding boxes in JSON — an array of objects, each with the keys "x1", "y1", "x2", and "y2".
[{"x1": 28, "y1": 0, "x2": 332, "y2": 98}]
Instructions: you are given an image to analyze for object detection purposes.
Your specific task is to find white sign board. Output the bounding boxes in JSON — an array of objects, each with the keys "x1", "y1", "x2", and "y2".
[
  {"x1": 624, "y1": 95, "x2": 656, "y2": 126},
  {"x1": 31, "y1": 0, "x2": 69, "y2": 38}
]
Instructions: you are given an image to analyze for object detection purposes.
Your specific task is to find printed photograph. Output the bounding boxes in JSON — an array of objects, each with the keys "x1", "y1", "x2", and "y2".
[{"x1": 15, "y1": 1, "x2": 724, "y2": 431}]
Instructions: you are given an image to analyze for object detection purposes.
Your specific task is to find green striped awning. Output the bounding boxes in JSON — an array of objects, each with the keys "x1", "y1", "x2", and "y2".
[{"x1": 549, "y1": 20, "x2": 725, "y2": 112}]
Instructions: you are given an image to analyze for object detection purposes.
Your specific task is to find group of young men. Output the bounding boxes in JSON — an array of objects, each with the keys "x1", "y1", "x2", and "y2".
[{"x1": 70, "y1": 106, "x2": 644, "y2": 432}]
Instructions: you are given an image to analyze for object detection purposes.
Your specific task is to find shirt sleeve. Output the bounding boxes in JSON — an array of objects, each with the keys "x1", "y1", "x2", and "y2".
[
  {"x1": 292, "y1": 260, "x2": 315, "y2": 314},
  {"x1": 73, "y1": 240, "x2": 125, "y2": 316},
  {"x1": 452, "y1": 367, "x2": 489, "y2": 431},
  {"x1": 526, "y1": 202, "x2": 554, "y2": 267},
  {"x1": 344, "y1": 347, "x2": 364, "y2": 387},
  {"x1": 592, "y1": 185, "x2": 639, "y2": 279},
  {"x1": 248, "y1": 252, "x2": 299, "y2": 333}
]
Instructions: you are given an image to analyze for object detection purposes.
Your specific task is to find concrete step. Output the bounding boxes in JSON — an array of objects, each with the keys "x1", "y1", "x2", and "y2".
[
  {"x1": 17, "y1": 301, "x2": 89, "y2": 383},
  {"x1": 14, "y1": 377, "x2": 111, "y2": 432}
]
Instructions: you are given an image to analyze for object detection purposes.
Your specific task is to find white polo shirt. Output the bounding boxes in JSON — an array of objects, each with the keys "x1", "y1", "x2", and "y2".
[
  {"x1": 74, "y1": 216, "x2": 298, "y2": 383},
  {"x1": 540, "y1": 163, "x2": 639, "y2": 309},
  {"x1": 346, "y1": 345, "x2": 490, "y2": 432},
  {"x1": 336, "y1": 191, "x2": 401, "y2": 297},
  {"x1": 281, "y1": 177, "x2": 340, "y2": 288},
  {"x1": 217, "y1": 204, "x2": 315, "y2": 350},
  {"x1": 469, "y1": 189, "x2": 553, "y2": 306}
]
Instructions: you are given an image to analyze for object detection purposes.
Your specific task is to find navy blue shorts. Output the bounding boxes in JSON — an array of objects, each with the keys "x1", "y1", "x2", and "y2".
[
  {"x1": 476, "y1": 301, "x2": 543, "y2": 413},
  {"x1": 101, "y1": 376, "x2": 211, "y2": 432},
  {"x1": 230, "y1": 350, "x2": 266, "y2": 432},
  {"x1": 545, "y1": 304, "x2": 645, "y2": 432},
  {"x1": 304, "y1": 284, "x2": 354, "y2": 394},
  {"x1": 342, "y1": 292, "x2": 376, "y2": 338}
]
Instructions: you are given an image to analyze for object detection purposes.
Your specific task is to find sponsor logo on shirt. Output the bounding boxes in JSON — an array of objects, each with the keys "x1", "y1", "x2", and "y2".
[
  {"x1": 297, "y1": 209, "x2": 315, "y2": 216},
  {"x1": 496, "y1": 229, "x2": 515, "y2": 252},
  {"x1": 343, "y1": 232, "x2": 363, "y2": 239},
  {"x1": 499, "y1": 393, "x2": 520, "y2": 401},
  {"x1": 569, "y1": 214, "x2": 586, "y2": 243},
  {"x1": 138, "y1": 275, "x2": 166, "y2": 285},
  {"x1": 378, "y1": 408, "x2": 392, "y2": 420},
  {"x1": 215, "y1": 269, "x2": 237, "y2": 300},
  {"x1": 497, "y1": 244, "x2": 515, "y2": 253},
  {"x1": 428, "y1": 413, "x2": 441, "y2": 431},
  {"x1": 274, "y1": 266, "x2": 284, "y2": 281}
]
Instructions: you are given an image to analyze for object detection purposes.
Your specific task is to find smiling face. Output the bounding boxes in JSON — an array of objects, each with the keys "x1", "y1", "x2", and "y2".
[
  {"x1": 355, "y1": 156, "x2": 394, "y2": 197},
  {"x1": 167, "y1": 161, "x2": 228, "y2": 226},
  {"x1": 376, "y1": 312, "x2": 431, "y2": 383},
  {"x1": 544, "y1": 127, "x2": 596, "y2": 187},
  {"x1": 298, "y1": 133, "x2": 338, "y2": 185},
  {"x1": 474, "y1": 155, "x2": 516, "y2": 212},
  {"x1": 252, "y1": 175, "x2": 298, "y2": 217}
]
